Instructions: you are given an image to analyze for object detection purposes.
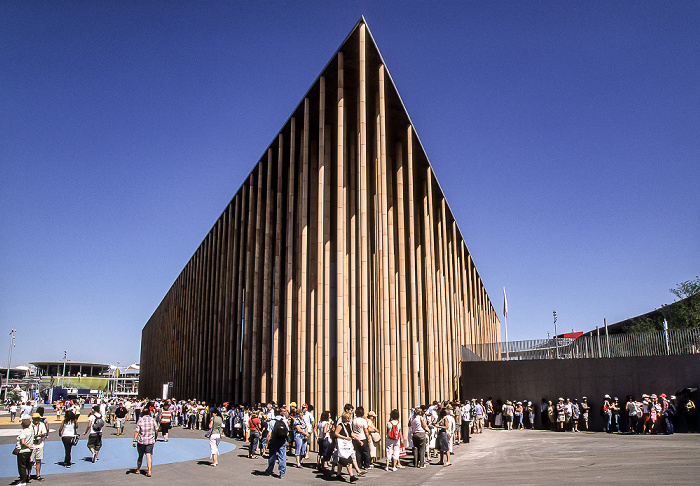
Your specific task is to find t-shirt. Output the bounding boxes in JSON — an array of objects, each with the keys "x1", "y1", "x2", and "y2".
[
  {"x1": 17, "y1": 427, "x2": 34, "y2": 453},
  {"x1": 303, "y1": 411, "x2": 315, "y2": 434},
  {"x1": 293, "y1": 417, "x2": 307, "y2": 439},
  {"x1": 88, "y1": 413, "x2": 103, "y2": 434},
  {"x1": 211, "y1": 415, "x2": 224, "y2": 435},
  {"x1": 135, "y1": 415, "x2": 157, "y2": 445},
  {"x1": 351, "y1": 416, "x2": 368, "y2": 440},
  {"x1": 32, "y1": 421, "x2": 48, "y2": 448},
  {"x1": 250, "y1": 416, "x2": 261, "y2": 433},
  {"x1": 20, "y1": 404, "x2": 33, "y2": 419}
]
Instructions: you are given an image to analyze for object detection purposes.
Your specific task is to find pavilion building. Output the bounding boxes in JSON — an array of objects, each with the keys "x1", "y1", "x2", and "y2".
[{"x1": 141, "y1": 18, "x2": 501, "y2": 428}]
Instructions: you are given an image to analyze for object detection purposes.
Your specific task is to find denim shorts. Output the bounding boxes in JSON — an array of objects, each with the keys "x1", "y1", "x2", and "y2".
[{"x1": 294, "y1": 436, "x2": 307, "y2": 456}]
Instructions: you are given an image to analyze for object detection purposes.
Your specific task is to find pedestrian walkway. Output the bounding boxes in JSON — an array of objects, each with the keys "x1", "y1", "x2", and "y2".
[{"x1": 2, "y1": 425, "x2": 698, "y2": 485}]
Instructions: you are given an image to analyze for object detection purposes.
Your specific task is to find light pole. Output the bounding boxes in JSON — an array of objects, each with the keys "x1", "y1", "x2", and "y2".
[
  {"x1": 61, "y1": 350, "x2": 67, "y2": 388},
  {"x1": 5, "y1": 328, "x2": 16, "y2": 398},
  {"x1": 553, "y1": 311, "x2": 559, "y2": 358}
]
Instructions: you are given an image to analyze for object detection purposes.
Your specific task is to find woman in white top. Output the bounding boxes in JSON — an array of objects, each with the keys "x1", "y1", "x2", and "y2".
[
  {"x1": 316, "y1": 410, "x2": 332, "y2": 471},
  {"x1": 410, "y1": 407, "x2": 428, "y2": 468},
  {"x1": 59, "y1": 410, "x2": 78, "y2": 468}
]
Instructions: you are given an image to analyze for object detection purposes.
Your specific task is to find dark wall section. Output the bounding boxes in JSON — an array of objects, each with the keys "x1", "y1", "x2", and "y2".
[{"x1": 462, "y1": 355, "x2": 700, "y2": 431}]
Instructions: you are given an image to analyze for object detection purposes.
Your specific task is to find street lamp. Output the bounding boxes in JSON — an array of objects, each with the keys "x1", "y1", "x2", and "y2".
[
  {"x1": 61, "y1": 350, "x2": 67, "y2": 388},
  {"x1": 5, "y1": 328, "x2": 16, "y2": 398},
  {"x1": 553, "y1": 311, "x2": 559, "y2": 358}
]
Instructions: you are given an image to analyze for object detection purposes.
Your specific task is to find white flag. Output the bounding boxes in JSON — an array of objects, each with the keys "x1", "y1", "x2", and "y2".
[{"x1": 503, "y1": 287, "x2": 508, "y2": 317}]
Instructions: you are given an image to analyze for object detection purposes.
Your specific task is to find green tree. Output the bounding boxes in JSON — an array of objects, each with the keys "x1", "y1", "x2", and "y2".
[
  {"x1": 624, "y1": 315, "x2": 662, "y2": 333},
  {"x1": 623, "y1": 277, "x2": 700, "y2": 333},
  {"x1": 662, "y1": 276, "x2": 700, "y2": 329}
]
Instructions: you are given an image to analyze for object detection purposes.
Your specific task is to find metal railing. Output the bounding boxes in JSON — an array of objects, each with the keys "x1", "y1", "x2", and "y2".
[{"x1": 463, "y1": 328, "x2": 700, "y2": 361}]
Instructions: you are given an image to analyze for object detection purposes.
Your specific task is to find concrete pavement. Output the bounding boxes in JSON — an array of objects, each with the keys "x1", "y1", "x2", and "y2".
[{"x1": 2, "y1": 420, "x2": 698, "y2": 485}]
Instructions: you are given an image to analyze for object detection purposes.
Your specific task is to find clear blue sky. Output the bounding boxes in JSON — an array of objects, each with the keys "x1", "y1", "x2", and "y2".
[{"x1": 2, "y1": 1, "x2": 698, "y2": 368}]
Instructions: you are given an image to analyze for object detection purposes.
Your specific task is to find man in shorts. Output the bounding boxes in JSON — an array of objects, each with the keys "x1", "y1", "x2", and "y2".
[
  {"x1": 115, "y1": 401, "x2": 128, "y2": 436},
  {"x1": 30, "y1": 412, "x2": 48, "y2": 481},
  {"x1": 133, "y1": 405, "x2": 157, "y2": 477},
  {"x1": 84, "y1": 405, "x2": 104, "y2": 463}
]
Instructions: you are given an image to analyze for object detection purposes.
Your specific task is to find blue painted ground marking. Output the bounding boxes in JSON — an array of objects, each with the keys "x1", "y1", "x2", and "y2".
[{"x1": 0, "y1": 438, "x2": 235, "y2": 478}]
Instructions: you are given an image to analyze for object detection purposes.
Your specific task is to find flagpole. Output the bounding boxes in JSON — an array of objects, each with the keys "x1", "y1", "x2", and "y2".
[{"x1": 503, "y1": 287, "x2": 509, "y2": 360}]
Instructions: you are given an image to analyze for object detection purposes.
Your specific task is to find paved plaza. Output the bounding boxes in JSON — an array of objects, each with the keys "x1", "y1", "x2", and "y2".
[{"x1": 2, "y1": 415, "x2": 699, "y2": 485}]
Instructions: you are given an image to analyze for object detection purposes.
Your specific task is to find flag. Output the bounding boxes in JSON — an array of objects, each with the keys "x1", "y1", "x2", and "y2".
[
  {"x1": 663, "y1": 318, "x2": 670, "y2": 354},
  {"x1": 503, "y1": 287, "x2": 508, "y2": 317}
]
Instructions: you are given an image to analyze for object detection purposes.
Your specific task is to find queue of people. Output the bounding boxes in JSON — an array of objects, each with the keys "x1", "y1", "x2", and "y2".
[{"x1": 10, "y1": 391, "x2": 698, "y2": 484}]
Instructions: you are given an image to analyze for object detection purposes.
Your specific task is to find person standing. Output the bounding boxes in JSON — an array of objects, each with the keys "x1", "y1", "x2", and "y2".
[
  {"x1": 16, "y1": 418, "x2": 35, "y2": 486},
  {"x1": 10, "y1": 402, "x2": 18, "y2": 422},
  {"x1": 84, "y1": 404, "x2": 104, "y2": 463},
  {"x1": 485, "y1": 398, "x2": 494, "y2": 429},
  {"x1": 115, "y1": 401, "x2": 128, "y2": 436},
  {"x1": 580, "y1": 397, "x2": 590, "y2": 430},
  {"x1": 473, "y1": 400, "x2": 485, "y2": 434},
  {"x1": 435, "y1": 409, "x2": 451, "y2": 467},
  {"x1": 301, "y1": 403, "x2": 315, "y2": 460},
  {"x1": 366, "y1": 410, "x2": 380, "y2": 467},
  {"x1": 249, "y1": 410, "x2": 262, "y2": 458},
  {"x1": 58, "y1": 410, "x2": 78, "y2": 467},
  {"x1": 351, "y1": 406, "x2": 370, "y2": 470},
  {"x1": 571, "y1": 399, "x2": 580, "y2": 432},
  {"x1": 208, "y1": 408, "x2": 224, "y2": 466},
  {"x1": 133, "y1": 406, "x2": 157, "y2": 477},
  {"x1": 293, "y1": 409, "x2": 310, "y2": 468},
  {"x1": 335, "y1": 411, "x2": 361, "y2": 481},
  {"x1": 385, "y1": 409, "x2": 404, "y2": 471},
  {"x1": 316, "y1": 410, "x2": 332, "y2": 471},
  {"x1": 411, "y1": 407, "x2": 428, "y2": 468},
  {"x1": 158, "y1": 401, "x2": 172, "y2": 442},
  {"x1": 460, "y1": 401, "x2": 472, "y2": 443},
  {"x1": 30, "y1": 412, "x2": 48, "y2": 481},
  {"x1": 265, "y1": 408, "x2": 289, "y2": 479}
]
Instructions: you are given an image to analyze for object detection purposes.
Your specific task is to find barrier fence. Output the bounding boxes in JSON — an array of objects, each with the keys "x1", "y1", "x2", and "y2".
[{"x1": 463, "y1": 328, "x2": 700, "y2": 361}]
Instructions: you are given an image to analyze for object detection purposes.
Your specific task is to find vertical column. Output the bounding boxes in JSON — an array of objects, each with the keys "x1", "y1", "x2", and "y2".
[
  {"x1": 272, "y1": 134, "x2": 284, "y2": 401},
  {"x1": 358, "y1": 23, "x2": 369, "y2": 410},
  {"x1": 242, "y1": 173, "x2": 257, "y2": 403},
  {"x1": 285, "y1": 118, "x2": 297, "y2": 405},
  {"x1": 261, "y1": 149, "x2": 275, "y2": 401},
  {"x1": 228, "y1": 193, "x2": 242, "y2": 401},
  {"x1": 317, "y1": 76, "x2": 326, "y2": 411},
  {"x1": 335, "y1": 51, "x2": 346, "y2": 413},
  {"x1": 406, "y1": 128, "x2": 422, "y2": 403},
  {"x1": 299, "y1": 98, "x2": 310, "y2": 401},
  {"x1": 251, "y1": 163, "x2": 265, "y2": 402},
  {"x1": 424, "y1": 170, "x2": 437, "y2": 400},
  {"x1": 395, "y1": 140, "x2": 410, "y2": 426}
]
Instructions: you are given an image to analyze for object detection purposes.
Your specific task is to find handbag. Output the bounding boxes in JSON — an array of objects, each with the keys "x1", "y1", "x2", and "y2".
[
  {"x1": 204, "y1": 428, "x2": 212, "y2": 438},
  {"x1": 12, "y1": 446, "x2": 20, "y2": 455},
  {"x1": 71, "y1": 434, "x2": 80, "y2": 446},
  {"x1": 337, "y1": 437, "x2": 354, "y2": 459},
  {"x1": 370, "y1": 431, "x2": 381, "y2": 443}
]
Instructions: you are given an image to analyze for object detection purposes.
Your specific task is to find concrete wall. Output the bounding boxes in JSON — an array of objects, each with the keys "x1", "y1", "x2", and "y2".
[{"x1": 461, "y1": 354, "x2": 700, "y2": 431}]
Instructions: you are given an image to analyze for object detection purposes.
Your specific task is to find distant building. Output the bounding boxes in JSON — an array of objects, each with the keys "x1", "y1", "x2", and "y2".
[
  {"x1": 30, "y1": 361, "x2": 139, "y2": 401},
  {"x1": 141, "y1": 18, "x2": 501, "y2": 421}
]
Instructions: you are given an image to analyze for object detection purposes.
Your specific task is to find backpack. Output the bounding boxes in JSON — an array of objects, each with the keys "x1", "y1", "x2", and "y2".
[
  {"x1": 93, "y1": 415, "x2": 105, "y2": 432},
  {"x1": 667, "y1": 402, "x2": 676, "y2": 417},
  {"x1": 388, "y1": 420, "x2": 400, "y2": 440},
  {"x1": 272, "y1": 418, "x2": 288, "y2": 440}
]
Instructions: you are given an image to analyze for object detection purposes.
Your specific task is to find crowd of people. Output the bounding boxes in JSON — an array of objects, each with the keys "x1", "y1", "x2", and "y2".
[{"x1": 8, "y1": 390, "x2": 699, "y2": 484}]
